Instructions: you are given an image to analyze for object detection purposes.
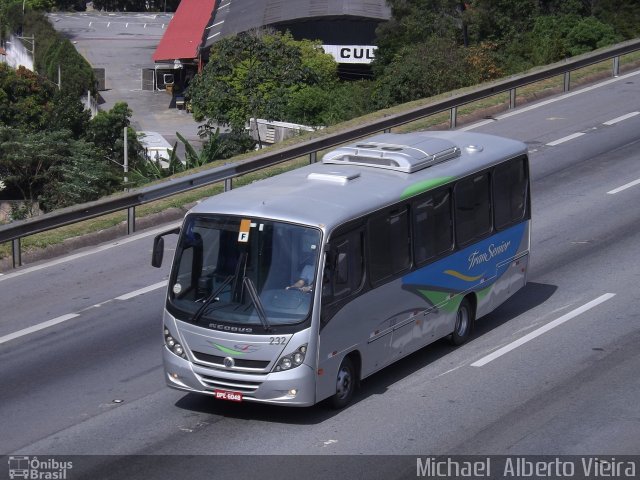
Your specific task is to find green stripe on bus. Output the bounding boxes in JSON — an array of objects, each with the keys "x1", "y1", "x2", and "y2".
[{"x1": 400, "y1": 176, "x2": 455, "y2": 200}]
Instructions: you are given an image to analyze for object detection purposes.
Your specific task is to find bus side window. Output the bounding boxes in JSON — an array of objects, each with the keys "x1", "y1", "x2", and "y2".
[
  {"x1": 368, "y1": 206, "x2": 411, "y2": 284},
  {"x1": 493, "y1": 156, "x2": 528, "y2": 230},
  {"x1": 413, "y1": 188, "x2": 453, "y2": 265},
  {"x1": 454, "y1": 172, "x2": 492, "y2": 246},
  {"x1": 325, "y1": 230, "x2": 364, "y2": 303}
]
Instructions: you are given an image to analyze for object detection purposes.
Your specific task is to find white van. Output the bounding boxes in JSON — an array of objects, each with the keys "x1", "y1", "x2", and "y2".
[{"x1": 138, "y1": 131, "x2": 173, "y2": 168}]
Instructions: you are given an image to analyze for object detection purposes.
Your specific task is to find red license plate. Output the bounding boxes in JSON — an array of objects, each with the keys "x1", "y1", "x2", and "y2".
[{"x1": 214, "y1": 390, "x2": 243, "y2": 402}]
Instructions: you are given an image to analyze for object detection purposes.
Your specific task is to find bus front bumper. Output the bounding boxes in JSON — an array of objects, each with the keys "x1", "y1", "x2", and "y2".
[{"x1": 163, "y1": 347, "x2": 317, "y2": 406}]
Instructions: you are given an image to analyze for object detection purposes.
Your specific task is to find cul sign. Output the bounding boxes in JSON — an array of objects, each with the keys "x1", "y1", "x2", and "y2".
[{"x1": 322, "y1": 45, "x2": 378, "y2": 64}]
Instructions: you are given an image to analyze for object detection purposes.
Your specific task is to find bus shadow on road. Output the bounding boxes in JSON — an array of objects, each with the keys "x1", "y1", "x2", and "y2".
[{"x1": 174, "y1": 281, "x2": 557, "y2": 423}]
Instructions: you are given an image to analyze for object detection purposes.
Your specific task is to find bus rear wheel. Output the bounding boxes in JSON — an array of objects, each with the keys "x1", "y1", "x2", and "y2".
[
  {"x1": 449, "y1": 297, "x2": 474, "y2": 346},
  {"x1": 330, "y1": 356, "x2": 355, "y2": 409}
]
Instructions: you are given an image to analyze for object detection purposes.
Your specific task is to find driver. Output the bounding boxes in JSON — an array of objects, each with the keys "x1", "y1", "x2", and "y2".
[{"x1": 286, "y1": 264, "x2": 314, "y2": 293}]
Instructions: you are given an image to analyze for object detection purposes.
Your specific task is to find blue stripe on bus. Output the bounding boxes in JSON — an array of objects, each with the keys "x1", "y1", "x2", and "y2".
[{"x1": 403, "y1": 222, "x2": 527, "y2": 293}]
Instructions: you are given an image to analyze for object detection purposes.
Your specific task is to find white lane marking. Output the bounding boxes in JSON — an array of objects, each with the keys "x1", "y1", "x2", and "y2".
[
  {"x1": 603, "y1": 111, "x2": 640, "y2": 125},
  {"x1": 0, "y1": 313, "x2": 80, "y2": 345},
  {"x1": 471, "y1": 293, "x2": 616, "y2": 367},
  {"x1": 460, "y1": 70, "x2": 640, "y2": 131},
  {"x1": 115, "y1": 281, "x2": 167, "y2": 300},
  {"x1": 459, "y1": 119, "x2": 494, "y2": 131},
  {"x1": 607, "y1": 178, "x2": 640, "y2": 195},
  {"x1": 546, "y1": 132, "x2": 585, "y2": 146},
  {"x1": 435, "y1": 364, "x2": 465, "y2": 378},
  {"x1": 0, "y1": 280, "x2": 167, "y2": 345},
  {"x1": 0, "y1": 221, "x2": 180, "y2": 283}
]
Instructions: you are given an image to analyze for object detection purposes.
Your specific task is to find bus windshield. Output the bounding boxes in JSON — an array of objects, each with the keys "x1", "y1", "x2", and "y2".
[{"x1": 168, "y1": 214, "x2": 321, "y2": 331}]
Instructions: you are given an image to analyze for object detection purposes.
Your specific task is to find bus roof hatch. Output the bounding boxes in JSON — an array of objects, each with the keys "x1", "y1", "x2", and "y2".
[{"x1": 322, "y1": 137, "x2": 461, "y2": 173}]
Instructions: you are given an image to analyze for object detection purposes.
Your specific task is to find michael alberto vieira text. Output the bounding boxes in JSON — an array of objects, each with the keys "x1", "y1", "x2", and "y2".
[{"x1": 416, "y1": 457, "x2": 637, "y2": 477}]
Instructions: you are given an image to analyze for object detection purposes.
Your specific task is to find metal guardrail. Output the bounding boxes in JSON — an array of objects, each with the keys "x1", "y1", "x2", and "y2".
[{"x1": 2, "y1": 38, "x2": 640, "y2": 268}]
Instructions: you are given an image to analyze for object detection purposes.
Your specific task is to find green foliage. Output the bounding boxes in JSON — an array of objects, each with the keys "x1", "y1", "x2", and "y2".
[
  {"x1": 45, "y1": 89, "x2": 91, "y2": 138},
  {"x1": 44, "y1": 39, "x2": 97, "y2": 98},
  {"x1": 593, "y1": 0, "x2": 640, "y2": 39},
  {"x1": 38, "y1": 137, "x2": 120, "y2": 211},
  {"x1": 0, "y1": 62, "x2": 90, "y2": 136},
  {"x1": 375, "y1": 0, "x2": 639, "y2": 93},
  {"x1": 0, "y1": 64, "x2": 56, "y2": 130},
  {"x1": 372, "y1": 38, "x2": 471, "y2": 108},
  {"x1": 523, "y1": 14, "x2": 618, "y2": 65},
  {"x1": 374, "y1": 0, "x2": 462, "y2": 71},
  {"x1": 464, "y1": 0, "x2": 540, "y2": 45},
  {"x1": 188, "y1": 29, "x2": 338, "y2": 134},
  {"x1": 18, "y1": 9, "x2": 97, "y2": 96},
  {"x1": 526, "y1": 14, "x2": 581, "y2": 65},
  {"x1": 84, "y1": 102, "x2": 145, "y2": 171},
  {"x1": 565, "y1": 17, "x2": 618, "y2": 56},
  {"x1": 0, "y1": 127, "x2": 120, "y2": 213},
  {"x1": 285, "y1": 81, "x2": 375, "y2": 126},
  {"x1": 129, "y1": 128, "x2": 257, "y2": 186}
]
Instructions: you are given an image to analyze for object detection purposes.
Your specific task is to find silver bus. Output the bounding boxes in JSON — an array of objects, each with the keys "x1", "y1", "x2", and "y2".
[{"x1": 152, "y1": 131, "x2": 530, "y2": 408}]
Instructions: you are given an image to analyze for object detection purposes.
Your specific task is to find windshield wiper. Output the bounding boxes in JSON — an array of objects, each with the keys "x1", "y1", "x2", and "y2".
[
  {"x1": 243, "y1": 276, "x2": 271, "y2": 332},
  {"x1": 192, "y1": 275, "x2": 234, "y2": 324},
  {"x1": 192, "y1": 251, "x2": 248, "y2": 324}
]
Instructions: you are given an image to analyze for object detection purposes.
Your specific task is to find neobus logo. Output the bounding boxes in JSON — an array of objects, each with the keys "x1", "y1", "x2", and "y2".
[
  {"x1": 208, "y1": 341, "x2": 260, "y2": 354},
  {"x1": 208, "y1": 323, "x2": 253, "y2": 333}
]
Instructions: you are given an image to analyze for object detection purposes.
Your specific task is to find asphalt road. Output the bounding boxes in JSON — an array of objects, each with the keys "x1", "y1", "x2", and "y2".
[{"x1": 1, "y1": 70, "x2": 640, "y2": 478}]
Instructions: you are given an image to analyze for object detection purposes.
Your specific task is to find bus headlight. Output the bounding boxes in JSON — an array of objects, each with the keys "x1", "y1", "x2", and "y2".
[
  {"x1": 274, "y1": 344, "x2": 307, "y2": 372},
  {"x1": 164, "y1": 326, "x2": 187, "y2": 359}
]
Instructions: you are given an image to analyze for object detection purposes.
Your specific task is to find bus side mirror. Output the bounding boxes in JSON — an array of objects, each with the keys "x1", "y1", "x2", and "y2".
[
  {"x1": 151, "y1": 236, "x2": 165, "y2": 268},
  {"x1": 151, "y1": 227, "x2": 180, "y2": 268}
]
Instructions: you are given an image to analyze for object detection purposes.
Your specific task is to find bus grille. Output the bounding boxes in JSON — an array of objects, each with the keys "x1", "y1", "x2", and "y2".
[
  {"x1": 197, "y1": 374, "x2": 262, "y2": 393},
  {"x1": 191, "y1": 350, "x2": 271, "y2": 369}
]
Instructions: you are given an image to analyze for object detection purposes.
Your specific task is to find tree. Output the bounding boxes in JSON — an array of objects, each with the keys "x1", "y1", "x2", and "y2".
[
  {"x1": 45, "y1": 89, "x2": 91, "y2": 138},
  {"x1": 0, "y1": 127, "x2": 120, "y2": 213},
  {"x1": 83, "y1": 102, "x2": 145, "y2": 173},
  {"x1": 188, "y1": 30, "x2": 333, "y2": 140},
  {"x1": 0, "y1": 64, "x2": 57, "y2": 131},
  {"x1": 565, "y1": 17, "x2": 618, "y2": 56},
  {"x1": 285, "y1": 81, "x2": 376, "y2": 126},
  {"x1": 38, "y1": 137, "x2": 119, "y2": 211},
  {"x1": 44, "y1": 39, "x2": 97, "y2": 98},
  {"x1": 0, "y1": 127, "x2": 66, "y2": 214},
  {"x1": 592, "y1": 0, "x2": 640, "y2": 40},
  {"x1": 464, "y1": 0, "x2": 540, "y2": 46},
  {"x1": 373, "y1": 0, "x2": 462, "y2": 72},
  {"x1": 372, "y1": 38, "x2": 472, "y2": 108}
]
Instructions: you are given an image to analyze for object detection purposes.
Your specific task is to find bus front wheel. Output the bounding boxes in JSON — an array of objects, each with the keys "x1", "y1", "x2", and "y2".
[
  {"x1": 449, "y1": 297, "x2": 474, "y2": 346},
  {"x1": 330, "y1": 356, "x2": 355, "y2": 409}
]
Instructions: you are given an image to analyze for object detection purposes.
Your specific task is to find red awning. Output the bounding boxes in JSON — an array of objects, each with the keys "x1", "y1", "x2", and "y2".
[{"x1": 153, "y1": 0, "x2": 216, "y2": 62}]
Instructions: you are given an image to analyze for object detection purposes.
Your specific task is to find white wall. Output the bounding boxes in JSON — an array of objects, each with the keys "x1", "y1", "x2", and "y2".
[{"x1": 5, "y1": 34, "x2": 34, "y2": 71}]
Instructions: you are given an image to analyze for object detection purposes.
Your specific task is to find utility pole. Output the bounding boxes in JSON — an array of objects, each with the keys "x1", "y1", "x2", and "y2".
[{"x1": 123, "y1": 126, "x2": 129, "y2": 188}]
